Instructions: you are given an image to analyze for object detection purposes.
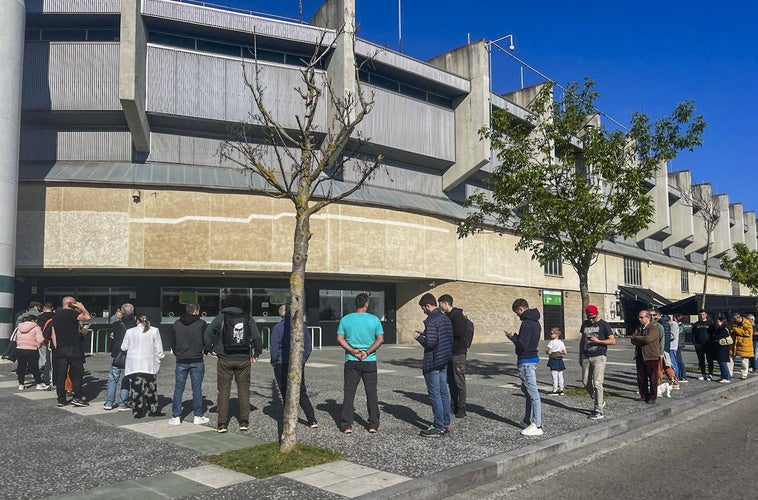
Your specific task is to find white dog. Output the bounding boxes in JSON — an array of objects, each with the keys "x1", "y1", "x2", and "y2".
[{"x1": 657, "y1": 380, "x2": 672, "y2": 398}]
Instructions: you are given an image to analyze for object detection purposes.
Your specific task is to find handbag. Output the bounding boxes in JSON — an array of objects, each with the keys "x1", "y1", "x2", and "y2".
[
  {"x1": 718, "y1": 336, "x2": 734, "y2": 346},
  {"x1": 113, "y1": 350, "x2": 127, "y2": 369},
  {"x1": 2, "y1": 328, "x2": 19, "y2": 362}
]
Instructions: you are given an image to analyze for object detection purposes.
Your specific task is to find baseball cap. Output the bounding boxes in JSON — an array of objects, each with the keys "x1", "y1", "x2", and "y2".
[{"x1": 585, "y1": 305, "x2": 599, "y2": 316}]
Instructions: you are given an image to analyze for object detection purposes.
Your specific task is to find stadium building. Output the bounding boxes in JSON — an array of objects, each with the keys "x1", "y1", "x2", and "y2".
[{"x1": 1, "y1": 0, "x2": 754, "y2": 350}]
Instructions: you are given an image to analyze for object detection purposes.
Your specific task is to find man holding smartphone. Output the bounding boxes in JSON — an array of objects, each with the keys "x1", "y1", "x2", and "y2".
[{"x1": 49, "y1": 296, "x2": 91, "y2": 407}]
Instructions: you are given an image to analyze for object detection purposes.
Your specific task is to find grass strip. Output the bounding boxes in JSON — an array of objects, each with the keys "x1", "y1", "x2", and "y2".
[{"x1": 203, "y1": 442, "x2": 346, "y2": 478}]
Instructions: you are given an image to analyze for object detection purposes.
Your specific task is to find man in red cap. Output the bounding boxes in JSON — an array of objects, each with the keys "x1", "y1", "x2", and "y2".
[{"x1": 579, "y1": 304, "x2": 615, "y2": 419}]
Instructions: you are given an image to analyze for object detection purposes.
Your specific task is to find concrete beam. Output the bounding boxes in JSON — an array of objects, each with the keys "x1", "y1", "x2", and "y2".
[
  {"x1": 119, "y1": 0, "x2": 150, "y2": 153},
  {"x1": 427, "y1": 41, "x2": 490, "y2": 192}
]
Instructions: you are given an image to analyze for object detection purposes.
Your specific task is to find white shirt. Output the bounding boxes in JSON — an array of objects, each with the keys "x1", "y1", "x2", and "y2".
[
  {"x1": 547, "y1": 339, "x2": 566, "y2": 353},
  {"x1": 670, "y1": 321, "x2": 680, "y2": 351},
  {"x1": 121, "y1": 325, "x2": 165, "y2": 376}
]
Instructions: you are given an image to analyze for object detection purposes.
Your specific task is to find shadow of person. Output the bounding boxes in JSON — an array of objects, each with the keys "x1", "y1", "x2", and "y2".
[
  {"x1": 316, "y1": 398, "x2": 342, "y2": 427},
  {"x1": 539, "y1": 394, "x2": 593, "y2": 416},
  {"x1": 464, "y1": 403, "x2": 522, "y2": 427},
  {"x1": 380, "y1": 401, "x2": 431, "y2": 430}
]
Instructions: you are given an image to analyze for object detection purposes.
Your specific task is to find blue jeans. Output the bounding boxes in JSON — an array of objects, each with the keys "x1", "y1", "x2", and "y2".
[
  {"x1": 668, "y1": 350, "x2": 680, "y2": 379},
  {"x1": 172, "y1": 361, "x2": 205, "y2": 418},
  {"x1": 105, "y1": 361, "x2": 129, "y2": 407},
  {"x1": 518, "y1": 362, "x2": 541, "y2": 427},
  {"x1": 718, "y1": 361, "x2": 731, "y2": 381},
  {"x1": 423, "y1": 366, "x2": 451, "y2": 431}
]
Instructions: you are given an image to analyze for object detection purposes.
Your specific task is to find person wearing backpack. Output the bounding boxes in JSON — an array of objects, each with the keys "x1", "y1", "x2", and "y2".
[
  {"x1": 438, "y1": 294, "x2": 473, "y2": 419},
  {"x1": 204, "y1": 294, "x2": 262, "y2": 433}
]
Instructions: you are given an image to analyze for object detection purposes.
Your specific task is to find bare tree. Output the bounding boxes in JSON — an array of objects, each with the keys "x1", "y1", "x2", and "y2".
[
  {"x1": 679, "y1": 184, "x2": 722, "y2": 309},
  {"x1": 222, "y1": 29, "x2": 382, "y2": 453}
]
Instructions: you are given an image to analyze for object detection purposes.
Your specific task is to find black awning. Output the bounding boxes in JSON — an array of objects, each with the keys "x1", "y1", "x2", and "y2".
[
  {"x1": 660, "y1": 294, "x2": 757, "y2": 316},
  {"x1": 618, "y1": 285, "x2": 672, "y2": 308}
]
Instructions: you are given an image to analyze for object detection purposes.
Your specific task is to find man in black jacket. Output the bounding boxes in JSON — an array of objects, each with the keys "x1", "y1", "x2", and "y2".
[
  {"x1": 692, "y1": 309, "x2": 714, "y2": 380},
  {"x1": 169, "y1": 303, "x2": 208, "y2": 425},
  {"x1": 439, "y1": 294, "x2": 469, "y2": 418},
  {"x1": 104, "y1": 303, "x2": 137, "y2": 410}
]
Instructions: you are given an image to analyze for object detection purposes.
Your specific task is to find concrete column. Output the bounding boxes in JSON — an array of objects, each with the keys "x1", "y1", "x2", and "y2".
[
  {"x1": 120, "y1": 0, "x2": 150, "y2": 153},
  {"x1": 711, "y1": 194, "x2": 731, "y2": 257},
  {"x1": 728, "y1": 203, "x2": 745, "y2": 258},
  {"x1": 0, "y1": 0, "x2": 25, "y2": 346},
  {"x1": 685, "y1": 183, "x2": 712, "y2": 256},
  {"x1": 428, "y1": 41, "x2": 491, "y2": 192},
  {"x1": 310, "y1": 0, "x2": 357, "y2": 127},
  {"x1": 744, "y1": 211, "x2": 757, "y2": 251},
  {"x1": 637, "y1": 161, "x2": 671, "y2": 241},
  {"x1": 665, "y1": 170, "x2": 695, "y2": 249}
]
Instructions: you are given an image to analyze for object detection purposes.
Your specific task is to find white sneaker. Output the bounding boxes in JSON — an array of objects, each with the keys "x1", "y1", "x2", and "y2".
[
  {"x1": 193, "y1": 415, "x2": 210, "y2": 425},
  {"x1": 168, "y1": 417, "x2": 181, "y2": 425},
  {"x1": 18, "y1": 384, "x2": 25, "y2": 391},
  {"x1": 520, "y1": 423, "x2": 544, "y2": 436},
  {"x1": 719, "y1": 379, "x2": 731, "y2": 384},
  {"x1": 36, "y1": 383, "x2": 49, "y2": 390}
]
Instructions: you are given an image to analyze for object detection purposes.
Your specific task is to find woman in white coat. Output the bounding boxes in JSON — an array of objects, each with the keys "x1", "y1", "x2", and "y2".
[{"x1": 121, "y1": 314, "x2": 164, "y2": 418}]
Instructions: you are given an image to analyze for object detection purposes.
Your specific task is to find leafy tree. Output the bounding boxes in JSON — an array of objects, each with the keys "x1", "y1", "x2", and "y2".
[
  {"x1": 222, "y1": 29, "x2": 381, "y2": 453},
  {"x1": 722, "y1": 243, "x2": 758, "y2": 296},
  {"x1": 459, "y1": 79, "x2": 706, "y2": 313}
]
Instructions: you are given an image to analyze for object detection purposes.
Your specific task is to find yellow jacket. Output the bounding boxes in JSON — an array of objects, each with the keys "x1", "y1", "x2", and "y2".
[{"x1": 730, "y1": 319, "x2": 754, "y2": 358}]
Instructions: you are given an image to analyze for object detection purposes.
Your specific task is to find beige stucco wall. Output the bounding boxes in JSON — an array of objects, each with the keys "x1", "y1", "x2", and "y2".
[{"x1": 17, "y1": 184, "x2": 742, "y2": 341}]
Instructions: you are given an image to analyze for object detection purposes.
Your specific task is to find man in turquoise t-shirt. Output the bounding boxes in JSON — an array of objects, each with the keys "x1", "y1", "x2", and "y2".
[{"x1": 336, "y1": 293, "x2": 384, "y2": 434}]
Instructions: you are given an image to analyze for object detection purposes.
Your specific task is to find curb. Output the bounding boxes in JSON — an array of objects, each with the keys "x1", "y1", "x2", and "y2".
[{"x1": 358, "y1": 377, "x2": 758, "y2": 500}]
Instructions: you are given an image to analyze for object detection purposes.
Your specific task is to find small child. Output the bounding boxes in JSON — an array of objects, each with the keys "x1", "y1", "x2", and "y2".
[{"x1": 546, "y1": 327, "x2": 567, "y2": 395}]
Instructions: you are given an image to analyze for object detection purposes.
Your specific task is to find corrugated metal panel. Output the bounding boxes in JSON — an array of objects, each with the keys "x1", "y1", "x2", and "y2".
[
  {"x1": 344, "y1": 159, "x2": 445, "y2": 198},
  {"x1": 20, "y1": 129, "x2": 132, "y2": 162},
  {"x1": 26, "y1": 0, "x2": 120, "y2": 14},
  {"x1": 147, "y1": 47, "x2": 321, "y2": 128},
  {"x1": 22, "y1": 42, "x2": 120, "y2": 111},
  {"x1": 355, "y1": 39, "x2": 470, "y2": 93},
  {"x1": 142, "y1": 0, "x2": 334, "y2": 45},
  {"x1": 357, "y1": 86, "x2": 455, "y2": 162}
]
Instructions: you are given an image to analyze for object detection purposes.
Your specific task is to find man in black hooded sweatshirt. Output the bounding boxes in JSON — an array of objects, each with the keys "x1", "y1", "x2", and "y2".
[{"x1": 169, "y1": 303, "x2": 208, "y2": 425}]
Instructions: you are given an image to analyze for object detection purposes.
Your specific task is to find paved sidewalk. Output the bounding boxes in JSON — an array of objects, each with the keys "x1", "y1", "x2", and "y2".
[{"x1": 1, "y1": 339, "x2": 754, "y2": 499}]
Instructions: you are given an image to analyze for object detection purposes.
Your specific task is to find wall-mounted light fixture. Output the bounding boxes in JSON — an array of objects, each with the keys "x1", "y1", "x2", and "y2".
[{"x1": 132, "y1": 190, "x2": 141, "y2": 203}]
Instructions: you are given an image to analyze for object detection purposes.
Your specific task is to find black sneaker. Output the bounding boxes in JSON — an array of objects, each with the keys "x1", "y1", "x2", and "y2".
[
  {"x1": 308, "y1": 420, "x2": 319, "y2": 429},
  {"x1": 419, "y1": 426, "x2": 443, "y2": 438},
  {"x1": 239, "y1": 421, "x2": 249, "y2": 431},
  {"x1": 214, "y1": 425, "x2": 228, "y2": 433},
  {"x1": 57, "y1": 400, "x2": 68, "y2": 407},
  {"x1": 454, "y1": 410, "x2": 466, "y2": 418},
  {"x1": 70, "y1": 398, "x2": 89, "y2": 407}
]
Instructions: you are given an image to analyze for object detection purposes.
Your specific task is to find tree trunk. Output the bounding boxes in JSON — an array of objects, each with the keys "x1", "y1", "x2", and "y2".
[
  {"x1": 280, "y1": 210, "x2": 310, "y2": 453},
  {"x1": 578, "y1": 267, "x2": 590, "y2": 319},
  {"x1": 701, "y1": 238, "x2": 712, "y2": 311}
]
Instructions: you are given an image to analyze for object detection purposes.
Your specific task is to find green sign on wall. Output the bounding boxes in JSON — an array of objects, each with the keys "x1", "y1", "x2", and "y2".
[{"x1": 543, "y1": 290, "x2": 562, "y2": 306}]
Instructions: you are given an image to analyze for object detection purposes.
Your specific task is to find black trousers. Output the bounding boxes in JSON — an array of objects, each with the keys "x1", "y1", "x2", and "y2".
[
  {"x1": 273, "y1": 363, "x2": 316, "y2": 423},
  {"x1": 341, "y1": 360, "x2": 379, "y2": 430},
  {"x1": 695, "y1": 344, "x2": 714, "y2": 376},
  {"x1": 16, "y1": 349, "x2": 42, "y2": 385},
  {"x1": 53, "y1": 344, "x2": 84, "y2": 402},
  {"x1": 447, "y1": 353, "x2": 467, "y2": 412}
]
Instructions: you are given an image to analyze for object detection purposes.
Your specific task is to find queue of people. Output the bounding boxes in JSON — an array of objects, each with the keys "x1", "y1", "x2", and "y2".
[{"x1": 12, "y1": 293, "x2": 753, "y2": 444}]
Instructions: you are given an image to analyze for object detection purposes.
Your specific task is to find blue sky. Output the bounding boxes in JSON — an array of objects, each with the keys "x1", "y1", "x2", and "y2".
[{"x1": 203, "y1": 0, "x2": 757, "y2": 212}]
